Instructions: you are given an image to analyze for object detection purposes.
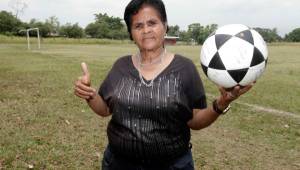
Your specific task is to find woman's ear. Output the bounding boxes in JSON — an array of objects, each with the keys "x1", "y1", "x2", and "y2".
[{"x1": 165, "y1": 23, "x2": 169, "y2": 34}]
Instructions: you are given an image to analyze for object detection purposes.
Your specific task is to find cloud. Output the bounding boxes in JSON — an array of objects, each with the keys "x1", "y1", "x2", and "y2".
[
  {"x1": 1, "y1": 0, "x2": 299, "y2": 36},
  {"x1": 164, "y1": 0, "x2": 300, "y2": 36}
]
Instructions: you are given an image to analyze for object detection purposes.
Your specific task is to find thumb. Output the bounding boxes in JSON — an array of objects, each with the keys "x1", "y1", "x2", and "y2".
[
  {"x1": 81, "y1": 62, "x2": 91, "y2": 85},
  {"x1": 81, "y1": 62, "x2": 90, "y2": 76}
]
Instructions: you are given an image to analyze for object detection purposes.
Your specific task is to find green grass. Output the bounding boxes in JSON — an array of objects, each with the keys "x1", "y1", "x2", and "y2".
[
  {"x1": 0, "y1": 43, "x2": 299, "y2": 169},
  {"x1": 0, "y1": 35, "x2": 132, "y2": 45}
]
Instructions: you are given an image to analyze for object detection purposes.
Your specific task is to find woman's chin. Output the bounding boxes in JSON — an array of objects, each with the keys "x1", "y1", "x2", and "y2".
[{"x1": 140, "y1": 44, "x2": 160, "y2": 51}]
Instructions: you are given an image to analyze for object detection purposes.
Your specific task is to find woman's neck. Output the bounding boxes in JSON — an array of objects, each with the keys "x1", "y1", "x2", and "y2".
[{"x1": 139, "y1": 47, "x2": 165, "y2": 64}]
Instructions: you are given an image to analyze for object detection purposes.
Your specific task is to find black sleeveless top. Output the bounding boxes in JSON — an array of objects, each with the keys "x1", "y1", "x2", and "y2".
[{"x1": 99, "y1": 54, "x2": 207, "y2": 162}]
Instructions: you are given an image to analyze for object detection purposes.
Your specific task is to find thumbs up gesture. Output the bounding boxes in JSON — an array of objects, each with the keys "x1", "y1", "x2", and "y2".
[{"x1": 74, "y1": 62, "x2": 97, "y2": 100}]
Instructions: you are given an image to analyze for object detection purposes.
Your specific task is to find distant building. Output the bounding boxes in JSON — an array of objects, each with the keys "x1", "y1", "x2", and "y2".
[{"x1": 164, "y1": 35, "x2": 179, "y2": 45}]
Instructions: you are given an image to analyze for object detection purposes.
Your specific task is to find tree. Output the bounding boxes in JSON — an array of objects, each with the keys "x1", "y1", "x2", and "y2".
[
  {"x1": 94, "y1": 13, "x2": 123, "y2": 30},
  {"x1": 27, "y1": 19, "x2": 51, "y2": 37},
  {"x1": 253, "y1": 27, "x2": 281, "y2": 42},
  {"x1": 85, "y1": 13, "x2": 128, "y2": 39},
  {"x1": 178, "y1": 30, "x2": 189, "y2": 42},
  {"x1": 108, "y1": 27, "x2": 129, "y2": 40},
  {"x1": 198, "y1": 24, "x2": 218, "y2": 44},
  {"x1": 187, "y1": 23, "x2": 201, "y2": 43},
  {"x1": 0, "y1": 10, "x2": 23, "y2": 35},
  {"x1": 45, "y1": 16, "x2": 60, "y2": 36},
  {"x1": 168, "y1": 25, "x2": 180, "y2": 36},
  {"x1": 187, "y1": 23, "x2": 218, "y2": 44},
  {"x1": 9, "y1": 0, "x2": 27, "y2": 19},
  {"x1": 24, "y1": 17, "x2": 60, "y2": 37},
  {"x1": 60, "y1": 23, "x2": 84, "y2": 38},
  {"x1": 285, "y1": 28, "x2": 300, "y2": 42},
  {"x1": 85, "y1": 22, "x2": 108, "y2": 38}
]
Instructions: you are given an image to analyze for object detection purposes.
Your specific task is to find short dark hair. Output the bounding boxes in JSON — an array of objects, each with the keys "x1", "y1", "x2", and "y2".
[{"x1": 124, "y1": 0, "x2": 169, "y2": 40}]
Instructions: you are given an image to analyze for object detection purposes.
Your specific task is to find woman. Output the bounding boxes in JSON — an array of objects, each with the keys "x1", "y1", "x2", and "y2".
[{"x1": 74, "y1": 0, "x2": 253, "y2": 169}]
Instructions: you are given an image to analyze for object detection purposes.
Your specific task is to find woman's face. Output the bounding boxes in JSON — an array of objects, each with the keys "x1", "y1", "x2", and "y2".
[{"x1": 131, "y1": 5, "x2": 167, "y2": 52}]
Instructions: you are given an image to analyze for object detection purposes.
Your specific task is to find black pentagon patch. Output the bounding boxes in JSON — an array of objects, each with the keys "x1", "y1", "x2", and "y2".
[
  {"x1": 208, "y1": 52, "x2": 226, "y2": 70},
  {"x1": 235, "y1": 30, "x2": 254, "y2": 45},
  {"x1": 227, "y1": 68, "x2": 249, "y2": 83},
  {"x1": 201, "y1": 64, "x2": 208, "y2": 76},
  {"x1": 251, "y1": 47, "x2": 265, "y2": 67},
  {"x1": 215, "y1": 34, "x2": 232, "y2": 50}
]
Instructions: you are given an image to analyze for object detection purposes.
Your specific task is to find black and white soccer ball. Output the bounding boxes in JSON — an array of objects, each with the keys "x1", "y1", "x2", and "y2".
[{"x1": 200, "y1": 24, "x2": 268, "y2": 88}]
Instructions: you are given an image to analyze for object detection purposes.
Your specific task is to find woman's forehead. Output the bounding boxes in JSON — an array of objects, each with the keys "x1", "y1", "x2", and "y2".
[{"x1": 132, "y1": 5, "x2": 162, "y2": 23}]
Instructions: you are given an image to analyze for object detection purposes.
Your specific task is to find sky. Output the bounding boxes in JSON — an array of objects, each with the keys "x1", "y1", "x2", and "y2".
[{"x1": 1, "y1": 0, "x2": 299, "y2": 37}]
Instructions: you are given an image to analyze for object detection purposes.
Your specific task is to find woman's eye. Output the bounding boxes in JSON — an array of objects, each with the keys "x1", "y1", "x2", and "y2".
[
  {"x1": 134, "y1": 24, "x2": 142, "y2": 29},
  {"x1": 148, "y1": 21, "x2": 157, "y2": 26}
]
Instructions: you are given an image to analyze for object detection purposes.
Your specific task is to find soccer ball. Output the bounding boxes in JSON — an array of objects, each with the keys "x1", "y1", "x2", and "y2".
[{"x1": 200, "y1": 24, "x2": 268, "y2": 88}]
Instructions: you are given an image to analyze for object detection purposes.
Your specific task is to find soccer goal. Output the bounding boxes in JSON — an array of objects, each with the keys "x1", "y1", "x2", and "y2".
[{"x1": 19, "y1": 28, "x2": 41, "y2": 50}]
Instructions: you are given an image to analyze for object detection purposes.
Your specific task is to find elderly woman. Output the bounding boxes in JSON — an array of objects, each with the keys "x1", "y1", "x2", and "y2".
[{"x1": 74, "y1": 0, "x2": 252, "y2": 169}]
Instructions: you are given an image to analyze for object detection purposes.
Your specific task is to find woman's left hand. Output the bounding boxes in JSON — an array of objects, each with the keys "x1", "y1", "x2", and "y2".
[{"x1": 217, "y1": 82, "x2": 255, "y2": 110}]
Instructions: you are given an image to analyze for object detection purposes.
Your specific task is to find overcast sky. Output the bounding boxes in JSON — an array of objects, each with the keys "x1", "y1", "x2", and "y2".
[{"x1": 1, "y1": 0, "x2": 299, "y2": 36}]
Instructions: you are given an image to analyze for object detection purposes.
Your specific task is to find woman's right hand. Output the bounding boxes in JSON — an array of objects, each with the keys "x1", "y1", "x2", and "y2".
[{"x1": 74, "y1": 62, "x2": 97, "y2": 100}]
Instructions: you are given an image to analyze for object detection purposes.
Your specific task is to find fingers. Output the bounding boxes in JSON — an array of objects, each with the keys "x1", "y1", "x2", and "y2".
[
  {"x1": 74, "y1": 86, "x2": 96, "y2": 100},
  {"x1": 217, "y1": 82, "x2": 255, "y2": 106},
  {"x1": 74, "y1": 91, "x2": 91, "y2": 100},
  {"x1": 228, "y1": 83, "x2": 255, "y2": 98},
  {"x1": 75, "y1": 77, "x2": 93, "y2": 91},
  {"x1": 218, "y1": 86, "x2": 227, "y2": 96},
  {"x1": 230, "y1": 86, "x2": 241, "y2": 98},
  {"x1": 74, "y1": 85, "x2": 95, "y2": 96},
  {"x1": 239, "y1": 84, "x2": 253, "y2": 95},
  {"x1": 74, "y1": 77, "x2": 96, "y2": 100},
  {"x1": 74, "y1": 80, "x2": 95, "y2": 93},
  {"x1": 74, "y1": 88, "x2": 96, "y2": 99},
  {"x1": 235, "y1": 81, "x2": 255, "y2": 96}
]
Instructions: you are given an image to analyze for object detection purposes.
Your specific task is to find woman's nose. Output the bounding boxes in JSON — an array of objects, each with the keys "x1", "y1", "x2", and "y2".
[{"x1": 142, "y1": 25, "x2": 151, "y2": 34}]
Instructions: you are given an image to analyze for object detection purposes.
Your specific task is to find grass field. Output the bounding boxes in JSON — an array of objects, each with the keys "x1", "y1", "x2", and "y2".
[{"x1": 0, "y1": 42, "x2": 299, "y2": 169}]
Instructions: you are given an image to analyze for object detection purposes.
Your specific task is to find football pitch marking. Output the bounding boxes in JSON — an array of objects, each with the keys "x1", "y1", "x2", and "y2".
[
  {"x1": 206, "y1": 93, "x2": 299, "y2": 119},
  {"x1": 235, "y1": 101, "x2": 300, "y2": 119}
]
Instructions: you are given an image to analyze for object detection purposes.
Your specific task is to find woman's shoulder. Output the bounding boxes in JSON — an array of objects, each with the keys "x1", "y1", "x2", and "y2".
[
  {"x1": 111, "y1": 55, "x2": 132, "y2": 69},
  {"x1": 173, "y1": 54, "x2": 197, "y2": 67},
  {"x1": 114, "y1": 55, "x2": 131, "y2": 65}
]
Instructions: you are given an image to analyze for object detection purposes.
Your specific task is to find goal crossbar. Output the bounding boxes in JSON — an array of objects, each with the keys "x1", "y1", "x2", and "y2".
[{"x1": 19, "y1": 28, "x2": 41, "y2": 50}]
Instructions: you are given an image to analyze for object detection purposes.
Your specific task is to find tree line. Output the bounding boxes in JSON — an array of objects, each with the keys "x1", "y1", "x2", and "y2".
[{"x1": 1, "y1": 10, "x2": 300, "y2": 43}]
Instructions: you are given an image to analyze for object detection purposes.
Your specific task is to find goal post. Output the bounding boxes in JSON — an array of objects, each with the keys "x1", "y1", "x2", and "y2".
[{"x1": 19, "y1": 28, "x2": 41, "y2": 50}]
